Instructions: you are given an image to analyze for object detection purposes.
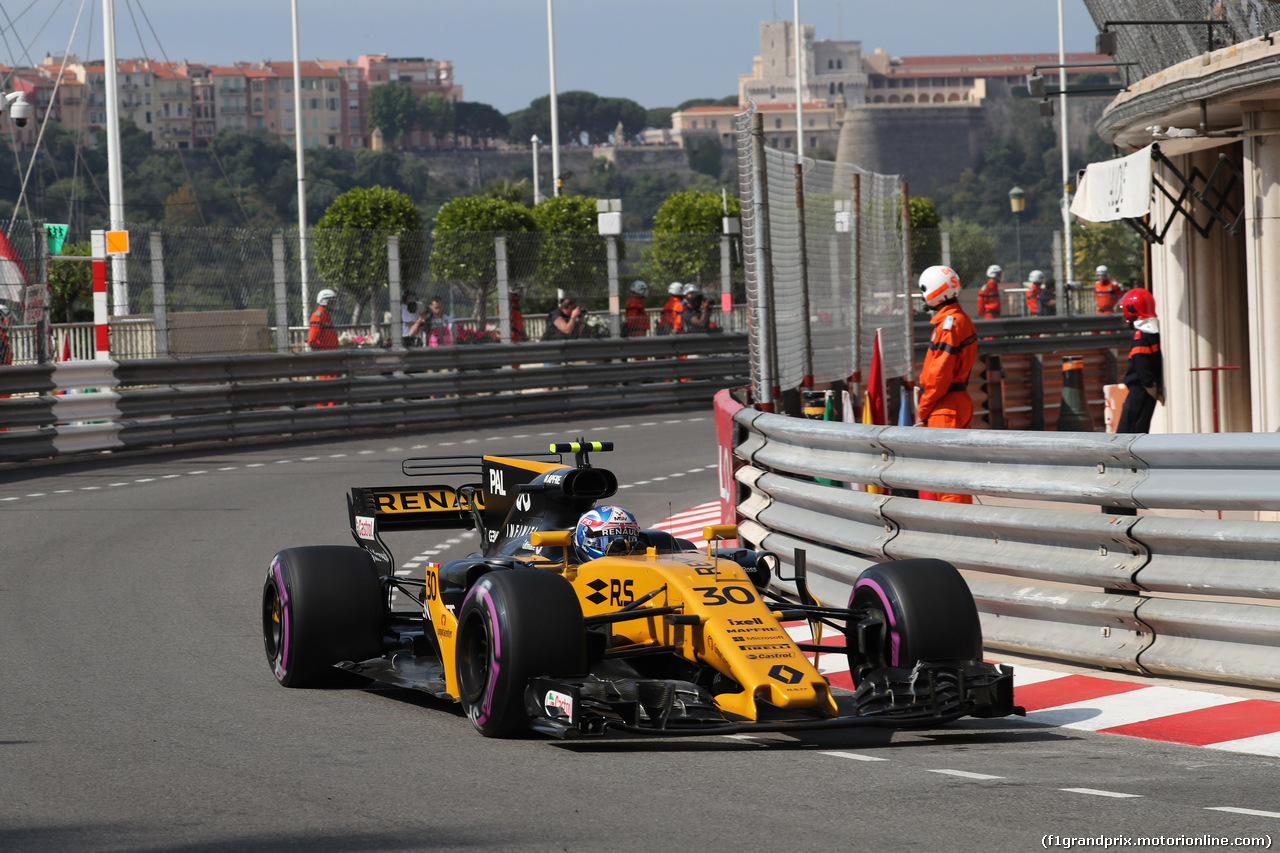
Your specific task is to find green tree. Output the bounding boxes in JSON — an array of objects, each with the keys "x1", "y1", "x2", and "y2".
[
  {"x1": 1072, "y1": 220, "x2": 1143, "y2": 285},
  {"x1": 367, "y1": 84, "x2": 420, "y2": 143},
  {"x1": 686, "y1": 138, "x2": 722, "y2": 179},
  {"x1": 313, "y1": 186, "x2": 424, "y2": 327},
  {"x1": 419, "y1": 93, "x2": 455, "y2": 146},
  {"x1": 48, "y1": 241, "x2": 92, "y2": 323},
  {"x1": 935, "y1": 216, "x2": 997, "y2": 292},
  {"x1": 531, "y1": 195, "x2": 610, "y2": 292},
  {"x1": 429, "y1": 196, "x2": 537, "y2": 324},
  {"x1": 455, "y1": 101, "x2": 508, "y2": 146},
  {"x1": 645, "y1": 107, "x2": 675, "y2": 129},
  {"x1": 648, "y1": 189, "x2": 741, "y2": 286},
  {"x1": 506, "y1": 91, "x2": 647, "y2": 145}
]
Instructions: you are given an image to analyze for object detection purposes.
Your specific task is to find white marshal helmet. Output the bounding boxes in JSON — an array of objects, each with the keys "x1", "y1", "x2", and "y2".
[
  {"x1": 1028, "y1": 269, "x2": 1045, "y2": 284},
  {"x1": 918, "y1": 265, "x2": 962, "y2": 308},
  {"x1": 986, "y1": 264, "x2": 1002, "y2": 279},
  {"x1": 0, "y1": 302, "x2": 13, "y2": 323},
  {"x1": 316, "y1": 288, "x2": 338, "y2": 306},
  {"x1": 668, "y1": 281, "x2": 684, "y2": 296},
  {"x1": 630, "y1": 280, "x2": 648, "y2": 295},
  {"x1": 681, "y1": 283, "x2": 702, "y2": 297},
  {"x1": 1096, "y1": 265, "x2": 1109, "y2": 279}
]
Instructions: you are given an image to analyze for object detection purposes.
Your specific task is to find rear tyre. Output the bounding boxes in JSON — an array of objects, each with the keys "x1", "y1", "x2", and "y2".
[
  {"x1": 455, "y1": 570, "x2": 587, "y2": 738},
  {"x1": 262, "y1": 546, "x2": 384, "y2": 687},
  {"x1": 847, "y1": 558, "x2": 982, "y2": 674}
]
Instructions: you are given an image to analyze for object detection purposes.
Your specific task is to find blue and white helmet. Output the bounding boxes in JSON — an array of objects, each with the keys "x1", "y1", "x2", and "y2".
[{"x1": 573, "y1": 505, "x2": 641, "y2": 562}]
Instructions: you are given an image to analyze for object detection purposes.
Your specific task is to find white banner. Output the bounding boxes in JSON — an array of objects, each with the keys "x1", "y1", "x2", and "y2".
[{"x1": 1070, "y1": 145, "x2": 1153, "y2": 222}]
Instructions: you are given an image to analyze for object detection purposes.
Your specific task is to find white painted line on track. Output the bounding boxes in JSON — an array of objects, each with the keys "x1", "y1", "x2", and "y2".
[
  {"x1": 301, "y1": 457, "x2": 319, "y2": 461},
  {"x1": 651, "y1": 476, "x2": 667, "y2": 481},
  {"x1": 81, "y1": 486, "x2": 100, "y2": 491},
  {"x1": 162, "y1": 474, "x2": 181, "y2": 478},
  {"x1": 246, "y1": 463, "x2": 264, "y2": 468},
  {"x1": 217, "y1": 467, "x2": 236, "y2": 471},
  {"x1": 1060, "y1": 788, "x2": 1142, "y2": 799},
  {"x1": 1205, "y1": 807, "x2": 1280, "y2": 819},
  {"x1": 2, "y1": 496, "x2": 19, "y2": 501},
  {"x1": 821, "y1": 751, "x2": 888, "y2": 762},
  {"x1": 668, "y1": 472, "x2": 685, "y2": 477},
  {"x1": 274, "y1": 460, "x2": 290, "y2": 465},
  {"x1": 55, "y1": 489, "x2": 74, "y2": 493},
  {"x1": 1206, "y1": 731, "x2": 1280, "y2": 757},
  {"x1": 927, "y1": 769, "x2": 1004, "y2": 781},
  {"x1": 109, "y1": 482, "x2": 128, "y2": 487},
  {"x1": 187, "y1": 470, "x2": 207, "y2": 475},
  {"x1": 328, "y1": 454, "x2": 346, "y2": 458},
  {"x1": 133, "y1": 479, "x2": 154, "y2": 483},
  {"x1": 359, "y1": 450, "x2": 374, "y2": 454}
]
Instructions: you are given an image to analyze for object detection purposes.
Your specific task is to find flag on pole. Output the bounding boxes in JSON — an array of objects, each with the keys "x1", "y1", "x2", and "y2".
[
  {"x1": 60, "y1": 331, "x2": 71, "y2": 362},
  {"x1": 867, "y1": 329, "x2": 886, "y2": 425},
  {"x1": 860, "y1": 391, "x2": 887, "y2": 495}
]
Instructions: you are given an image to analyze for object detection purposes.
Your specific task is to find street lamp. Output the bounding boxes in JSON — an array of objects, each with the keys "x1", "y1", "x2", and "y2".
[
  {"x1": 1009, "y1": 186, "x2": 1025, "y2": 286},
  {"x1": 531, "y1": 135, "x2": 541, "y2": 204}
]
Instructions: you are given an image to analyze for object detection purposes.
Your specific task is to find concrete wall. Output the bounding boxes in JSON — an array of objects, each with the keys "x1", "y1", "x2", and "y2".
[{"x1": 836, "y1": 104, "x2": 987, "y2": 187}]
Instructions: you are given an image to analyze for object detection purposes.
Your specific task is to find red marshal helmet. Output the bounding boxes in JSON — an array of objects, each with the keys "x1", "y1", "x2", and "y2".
[
  {"x1": 918, "y1": 265, "x2": 962, "y2": 308},
  {"x1": 1119, "y1": 288, "x2": 1156, "y2": 322}
]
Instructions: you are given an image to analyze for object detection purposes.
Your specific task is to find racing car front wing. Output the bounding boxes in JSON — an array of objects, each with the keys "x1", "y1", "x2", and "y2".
[{"x1": 523, "y1": 660, "x2": 1021, "y2": 738}]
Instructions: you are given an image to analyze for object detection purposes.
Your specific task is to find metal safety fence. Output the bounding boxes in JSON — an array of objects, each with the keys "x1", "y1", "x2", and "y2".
[
  {"x1": 720, "y1": 397, "x2": 1280, "y2": 690},
  {"x1": 736, "y1": 106, "x2": 911, "y2": 405},
  {"x1": 0, "y1": 334, "x2": 749, "y2": 463}
]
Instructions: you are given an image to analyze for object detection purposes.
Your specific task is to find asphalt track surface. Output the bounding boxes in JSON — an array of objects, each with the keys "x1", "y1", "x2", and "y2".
[{"x1": 2, "y1": 408, "x2": 1279, "y2": 852}]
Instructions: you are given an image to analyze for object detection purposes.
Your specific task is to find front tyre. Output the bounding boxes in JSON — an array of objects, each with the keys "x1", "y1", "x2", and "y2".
[
  {"x1": 847, "y1": 558, "x2": 982, "y2": 675},
  {"x1": 262, "y1": 546, "x2": 384, "y2": 687},
  {"x1": 455, "y1": 570, "x2": 587, "y2": 738}
]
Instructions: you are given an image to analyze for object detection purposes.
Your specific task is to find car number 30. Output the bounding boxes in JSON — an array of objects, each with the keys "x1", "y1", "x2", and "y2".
[{"x1": 692, "y1": 585, "x2": 755, "y2": 606}]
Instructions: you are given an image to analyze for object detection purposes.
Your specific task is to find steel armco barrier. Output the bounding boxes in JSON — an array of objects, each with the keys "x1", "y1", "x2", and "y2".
[
  {"x1": 728, "y1": 406, "x2": 1280, "y2": 690},
  {"x1": 0, "y1": 335, "x2": 749, "y2": 463}
]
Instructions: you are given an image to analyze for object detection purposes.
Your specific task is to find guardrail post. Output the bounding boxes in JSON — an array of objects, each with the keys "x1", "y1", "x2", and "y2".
[
  {"x1": 272, "y1": 231, "x2": 289, "y2": 354},
  {"x1": 495, "y1": 235, "x2": 510, "y2": 344},
  {"x1": 388, "y1": 234, "x2": 403, "y2": 351},
  {"x1": 149, "y1": 232, "x2": 168, "y2": 358}
]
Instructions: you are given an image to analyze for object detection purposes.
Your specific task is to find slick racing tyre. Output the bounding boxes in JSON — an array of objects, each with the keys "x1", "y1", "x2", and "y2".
[
  {"x1": 455, "y1": 570, "x2": 587, "y2": 738},
  {"x1": 263, "y1": 546, "x2": 384, "y2": 688},
  {"x1": 847, "y1": 558, "x2": 983, "y2": 674}
]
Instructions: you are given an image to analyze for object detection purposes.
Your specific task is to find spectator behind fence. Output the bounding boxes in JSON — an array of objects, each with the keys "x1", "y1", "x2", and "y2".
[
  {"x1": 658, "y1": 282, "x2": 684, "y2": 335},
  {"x1": 509, "y1": 283, "x2": 526, "y2": 342},
  {"x1": 978, "y1": 264, "x2": 1002, "y2": 319},
  {"x1": 401, "y1": 289, "x2": 425, "y2": 347},
  {"x1": 1035, "y1": 271, "x2": 1058, "y2": 316},
  {"x1": 679, "y1": 283, "x2": 712, "y2": 333},
  {"x1": 308, "y1": 289, "x2": 339, "y2": 351},
  {"x1": 542, "y1": 297, "x2": 585, "y2": 340},
  {"x1": 624, "y1": 280, "x2": 649, "y2": 337},
  {"x1": 426, "y1": 296, "x2": 455, "y2": 347}
]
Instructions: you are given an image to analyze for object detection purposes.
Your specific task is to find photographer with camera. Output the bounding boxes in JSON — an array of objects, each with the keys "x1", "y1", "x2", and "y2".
[
  {"x1": 542, "y1": 296, "x2": 585, "y2": 340},
  {"x1": 401, "y1": 290, "x2": 426, "y2": 347}
]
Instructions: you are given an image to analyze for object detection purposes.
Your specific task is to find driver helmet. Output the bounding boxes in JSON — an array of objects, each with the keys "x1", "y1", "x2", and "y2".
[
  {"x1": 668, "y1": 282, "x2": 684, "y2": 296},
  {"x1": 986, "y1": 264, "x2": 1002, "y2": 280},
  {"x1": 630, "y1": 280, "x2": 648, "y2": 296},
  {"x1": 316, "y1": 288, "x2": 338, "y2": 307},
  {"x1": 573, "y1": 505, "x2": 641, "y2": 562}
]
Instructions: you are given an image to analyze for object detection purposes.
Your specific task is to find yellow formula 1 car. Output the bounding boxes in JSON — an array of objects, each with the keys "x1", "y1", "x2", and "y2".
[{"x1": 262, "y1": 440, "x2": 1019, "y2": 738}]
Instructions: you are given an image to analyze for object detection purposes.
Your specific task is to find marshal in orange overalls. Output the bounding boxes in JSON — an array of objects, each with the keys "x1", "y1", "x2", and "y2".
[{"x1": 917, "y1": 301, "x2": 977, "y2": 503}]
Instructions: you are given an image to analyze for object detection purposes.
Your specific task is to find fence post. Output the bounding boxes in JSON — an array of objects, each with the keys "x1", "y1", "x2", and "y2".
[
  {"x1": 901, "y1": 182, "x2": 915, "y2": 382},
  {"x1": 720, "y1": 232, "x2": 732, "y2": 332},
  {"x1": 36, "y1": 226, "x2": 50, "y2": 364},
  {"x1": 149, "y1": 232, "x2": 168, "y2": 358},
  {"x1": 1052, "y1": 230, "x2": 1066, "y2": 316},
  {"x1": 794, "y1": 161, "x2": 814, "y2": 387},
  {"x1": 851, "y1": 173, "x2": 862, "y2": 399},
  {"x1": 495, "y1": 235, "x2": 510, "y2": 344},
  {"x1": 751, "y1": 110, "x2": 777, "y2": 412},
  {"x1": 272, "y1": 231, "x2": 289, "y2": 354},
  {"x1": 941, "y1": 231, "x2": 952, "y2": 269},
  {"x1": 606, "y1": 234, "x2": 620, "y2": 338},
  {"x1": 387, "y1": 234, "x2": 402, "y2": 350}
]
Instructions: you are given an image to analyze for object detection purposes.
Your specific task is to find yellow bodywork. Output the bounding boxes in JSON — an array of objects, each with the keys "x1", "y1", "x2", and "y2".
[{"x1": 568, "y1": 548, "x2": 835, "y2": 721}]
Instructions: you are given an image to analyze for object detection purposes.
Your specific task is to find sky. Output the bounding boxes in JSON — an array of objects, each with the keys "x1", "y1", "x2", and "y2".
[{"x1": 12, "y1": 1, "x2": 1100, "y2": 114}]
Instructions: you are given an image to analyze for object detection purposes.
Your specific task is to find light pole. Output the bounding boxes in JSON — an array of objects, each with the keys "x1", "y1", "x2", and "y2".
[
  {"x1": 531, "y1": 135, "x2": 541, "y2": 204},
  {"x1": 1009, "y1": 186, "x2": 1025, "y2": 287},
  {"x1": 546, "y1": 0, "x2": 561, "y2": 195}
]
